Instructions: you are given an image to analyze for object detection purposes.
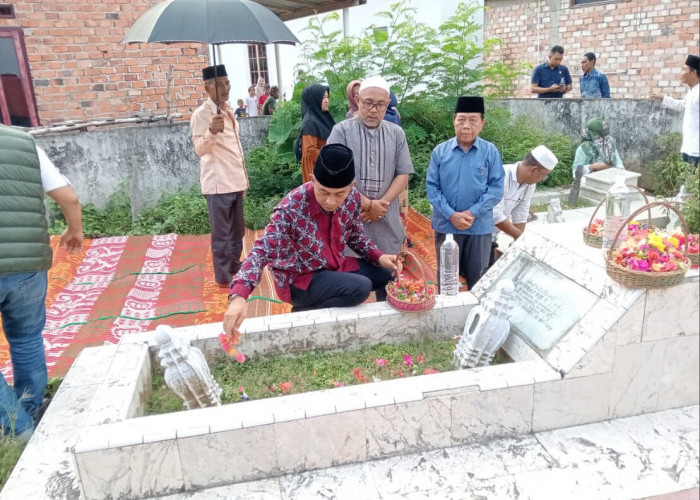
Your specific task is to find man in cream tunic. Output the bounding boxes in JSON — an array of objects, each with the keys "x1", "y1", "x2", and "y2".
[
  {"x1": 190, "y1": 65, "x2": 249, "y2": 286},
  {"x1": 327, "y1": 75, "x2": 414, "y2": 255}
]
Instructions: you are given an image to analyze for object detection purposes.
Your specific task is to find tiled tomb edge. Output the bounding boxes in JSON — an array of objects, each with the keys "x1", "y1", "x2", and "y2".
[{"x1": 3, "y1": 229, "x2": 698, "y2": 499}]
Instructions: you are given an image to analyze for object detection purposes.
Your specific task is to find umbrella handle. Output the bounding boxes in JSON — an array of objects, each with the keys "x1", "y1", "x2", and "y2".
[{"x1": 213, "y1": 47, "x2": 221, "y2": 114}]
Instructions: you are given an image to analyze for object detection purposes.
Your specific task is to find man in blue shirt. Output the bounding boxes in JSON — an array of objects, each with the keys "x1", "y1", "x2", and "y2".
[
  {"x1": 531, "y1": 45, "x2": 572, "y2": 98},
  {"x1": 426, "y1": 96, "x2": 504, "y2": 290},
  {"x1": 580, "y1": 52, "x2": 611, "y2": 98}
]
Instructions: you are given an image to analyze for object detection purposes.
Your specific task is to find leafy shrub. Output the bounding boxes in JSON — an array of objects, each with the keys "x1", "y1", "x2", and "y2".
[
  {"x1": 48, "y1": 186, "x2": 133, "y2": 237},
  {"x1": 649, "y1": 133, "x2": 689, "y2": 198},
  {"x1": 244, "y1": 196, "x2": 281, "y2": 230},
  {"x1": 131, "y1": 188, "x2": 210, "y2": 235},
  {"x1": 245, "y1": 144, "x2": 302, "y2": 200},
  {"x1": 681, "y1": 168, "x2": 699, "y2": 234},
  {"x1": 481, "y1": 107, "x2": 575, "y2": 188}
]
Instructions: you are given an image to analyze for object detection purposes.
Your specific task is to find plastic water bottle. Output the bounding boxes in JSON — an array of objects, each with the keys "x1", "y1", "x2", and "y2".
[
  {"x1": 439, "y1": 233, "x2": 460, "y2": 296},
  {"x1": 602, "y1": 176, "x2": 631, "y2": 251}
]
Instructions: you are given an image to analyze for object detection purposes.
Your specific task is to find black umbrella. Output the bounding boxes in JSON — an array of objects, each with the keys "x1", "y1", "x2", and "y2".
[{"x1": 123, "y1": 0, "x2": 299, "y2": 111}]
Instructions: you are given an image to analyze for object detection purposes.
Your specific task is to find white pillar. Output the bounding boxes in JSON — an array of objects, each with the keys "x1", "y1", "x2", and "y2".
[
  {"x1": 274, "y1": 44, "x2": 284, "y2": 99},
  {"x1": 343, "y1": 7, "x2": 350, "y2": 38}
]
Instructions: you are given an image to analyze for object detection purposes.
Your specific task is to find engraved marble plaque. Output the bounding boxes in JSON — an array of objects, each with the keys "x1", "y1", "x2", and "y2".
[{"x1": 488, "y1": 252, "x2": 598, "y2": 351}]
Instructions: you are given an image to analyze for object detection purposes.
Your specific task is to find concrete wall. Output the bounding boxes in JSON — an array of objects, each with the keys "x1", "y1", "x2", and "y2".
[
  {"x1": 497, "y1": 98, "x2": 683, "y2": 188},
  {"x1": 35, "y1": 116, "x2": 271, "y2": 216},
  {"x1": 34, "y1": 98, "x2": 682, "y2": 216}
]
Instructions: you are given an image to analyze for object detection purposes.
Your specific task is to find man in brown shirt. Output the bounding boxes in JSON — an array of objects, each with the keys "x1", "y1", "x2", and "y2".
[{"x1": 190, "y1": 65, "x2": 249, "y2": 286}]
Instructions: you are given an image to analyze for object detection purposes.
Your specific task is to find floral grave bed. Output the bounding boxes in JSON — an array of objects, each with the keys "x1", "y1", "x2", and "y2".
[{"x1": 146, "y1": 338, "x2": 504, "y2": 415}]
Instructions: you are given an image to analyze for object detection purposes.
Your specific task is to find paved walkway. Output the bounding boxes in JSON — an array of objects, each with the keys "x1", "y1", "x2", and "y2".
[{"x1": 159, "y1": 405, "x2": 699, "y2": 500}]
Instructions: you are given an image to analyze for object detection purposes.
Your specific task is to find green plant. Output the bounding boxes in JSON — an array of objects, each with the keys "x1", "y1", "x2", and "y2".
[
  {"x1": 0, "y1": 437, "x2": 26, "y2": 489},
  {"x1": 48, "y1": 185, "x2": 133, "y2": 238},
  {"x1": 680, "y1": 168, "x2": 699, "y2": 234},
  {"x1": 650, "y1": 133, "x2": 692, "y2": 198},
  {"x1": 243, "y1": 196, "x2": 280, "y2": 230},
  {"x1": 480, "y1": 107, "x2": 575, "y2": 188},
  {"x1": 245, "y1": 144, "x2": 302, "y2": 200},
  {"x1": 131, "y1": 188, "x2": 210, "y2": 235}
]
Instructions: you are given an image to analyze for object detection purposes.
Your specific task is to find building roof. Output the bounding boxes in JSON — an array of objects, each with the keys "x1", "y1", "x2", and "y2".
[{"x1": 254, "y1": 0, "x2": 367, "y2": 22}]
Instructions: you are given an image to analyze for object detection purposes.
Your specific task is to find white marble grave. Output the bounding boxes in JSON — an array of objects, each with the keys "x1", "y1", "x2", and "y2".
[{"x1": 2, "y1": 214, "x2": 698, "y2": 500}]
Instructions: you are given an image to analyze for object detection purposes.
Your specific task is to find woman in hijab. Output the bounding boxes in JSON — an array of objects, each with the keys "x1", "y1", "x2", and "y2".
[
  {"x1": 345, "y1": 80, "x2": 361, "y2": 119},
  {"x1": 383, "y1": 90, "x2": 401, "y2": 126},
  {"x1": 573, "y1": 117, "x2": 625, "y2": 177},
  {"x1": 300, "y1": 84, "x2": 336, "y2": 183}
]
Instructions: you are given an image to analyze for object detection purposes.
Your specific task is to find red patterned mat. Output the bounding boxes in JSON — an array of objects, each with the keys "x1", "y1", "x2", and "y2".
[{"x1": 0, "y1": 208, "x2": 436, "y2": 379}]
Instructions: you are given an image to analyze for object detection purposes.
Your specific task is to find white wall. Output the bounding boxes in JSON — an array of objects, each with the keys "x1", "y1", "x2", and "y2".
[{"x1": 211, "y1": 0, "x2": 483, "y2": 106}]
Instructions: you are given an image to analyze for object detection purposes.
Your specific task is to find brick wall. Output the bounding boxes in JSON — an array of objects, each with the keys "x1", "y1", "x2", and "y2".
[
  {"x1": 0, "y1": 1, "x2": 210, "y2": 124},
  {"x1": 484, "y1": 0, "x2": 700, "y2": 98}
]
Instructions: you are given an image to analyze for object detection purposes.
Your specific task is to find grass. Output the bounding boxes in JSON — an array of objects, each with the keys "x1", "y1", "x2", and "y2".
[
  {"x1": 147, "y1": 338, "x2": 503, "y2": 415},
  {"x1": 0, "y1": 438, "x2": 26, "y2": 489},
  {"x1": 0, "y1": 377, "x2": 62, "y2": 491}
]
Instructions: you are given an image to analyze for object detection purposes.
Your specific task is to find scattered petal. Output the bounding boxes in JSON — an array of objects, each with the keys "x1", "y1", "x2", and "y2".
[
  {"x1": 417, "y1": 354, "x2": 424, "y2": 363},
  {"x1": 235, "y1": 352, "x2": 246, "y2": 364},
  {"x1": 403, "y1": 354, "x2": 413, "y2": 366},
  {"x1": 375, "y1": 358, "x2": 388, "y2": 367},
  {"x1": 280, "y1": 381, "x2": 292, "y2": 393},
  {"x1": 423, "y1": 368, "x2": 439, "y2": 375}
]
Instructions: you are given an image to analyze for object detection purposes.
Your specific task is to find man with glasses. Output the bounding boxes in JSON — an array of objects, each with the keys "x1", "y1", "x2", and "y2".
[
  {"x1": 490, "y1": 146, "x2": 558, "y2": 265},
  {"x1": 426, "y1": 96, "x2": 504, "y2": 290},
  {"x1": 327, "y1": 75, "x2": 413, "y2": 255}
]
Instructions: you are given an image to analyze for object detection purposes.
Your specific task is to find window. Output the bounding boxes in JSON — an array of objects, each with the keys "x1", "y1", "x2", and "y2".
[
  {"x1": 248, "y1": 44, "x2": 268, "y2": 86},
  {"x1": 0, "y1": 4, "x2": 15, "y2": 18},
  {"x1": 0, "y1": 28, "x2": 39, "y2": 127}
]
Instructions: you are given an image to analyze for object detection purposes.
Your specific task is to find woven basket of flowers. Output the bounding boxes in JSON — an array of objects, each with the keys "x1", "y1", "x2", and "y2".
[
  {"x1": 605, "y1": 201, "x2": 691, "y2": 289},
  {"x1": 386, "y1": 250, "x2": 437, "y2": 312},
  {"x1": 583, "y1": 186, "x2": 649, "y2": 249}
]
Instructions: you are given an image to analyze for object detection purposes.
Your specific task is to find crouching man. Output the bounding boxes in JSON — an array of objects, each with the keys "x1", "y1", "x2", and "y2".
[
  {"x1": 490, "y1": 145, "x2": 558, "y2": 264},
  {"x1": 223, "y1": 144, "x2": 401, "y2": 334}
]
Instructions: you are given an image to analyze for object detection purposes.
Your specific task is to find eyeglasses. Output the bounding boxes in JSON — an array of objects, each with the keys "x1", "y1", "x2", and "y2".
[{"x1": 361, "y1": 100, "x2": 388, "y2": 112}]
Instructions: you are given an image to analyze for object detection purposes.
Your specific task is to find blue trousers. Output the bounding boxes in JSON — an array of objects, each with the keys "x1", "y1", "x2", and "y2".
[
  {"x1": 290, "y1": 260, "x2": 393, "y2": 312},
  {"x1": 0, "y1": 271, "x2": 48, "y2": 436}
]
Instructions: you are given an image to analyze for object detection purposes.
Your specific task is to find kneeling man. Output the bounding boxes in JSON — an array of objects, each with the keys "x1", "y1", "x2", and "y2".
[
  {"x1": 224, "y1": 144, "x2": 401, "y2": 334},
  {"x1": 491, "y1": 145, "x2": 558, "y2": 262}
]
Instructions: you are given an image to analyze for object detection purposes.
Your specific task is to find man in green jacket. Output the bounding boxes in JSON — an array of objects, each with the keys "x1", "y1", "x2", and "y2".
[{"x1": 0, "y1": 125, "x2": 83, "y2": 437}]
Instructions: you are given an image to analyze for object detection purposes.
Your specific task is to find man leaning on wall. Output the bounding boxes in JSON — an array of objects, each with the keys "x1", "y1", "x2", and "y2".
[{"x1": 0, "y1": 124, "x2": 83, "y2": 438}]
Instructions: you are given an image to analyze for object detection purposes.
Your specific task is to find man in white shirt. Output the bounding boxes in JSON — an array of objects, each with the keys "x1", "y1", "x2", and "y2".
[
  {"x1": 490, "y1": 145, "x2": 558, "y2": 264},
  {"x1": 651, "y1": 54, "x2": 700, "y2": 168}
]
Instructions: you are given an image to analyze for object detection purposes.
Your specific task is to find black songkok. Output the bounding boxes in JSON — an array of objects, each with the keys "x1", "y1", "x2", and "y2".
[
  {"x1": 202, "y1": 65, "x2": 227, "y2": 80},
  {"x1": 313, "y1": 144, "x2": 356, "y2": 188},
  {"x1": 455, "y1": 96, "x2": 485, "y2": 114},
  {"x1": 686, "y1": 55, "x2": 699, "y2": 72}
]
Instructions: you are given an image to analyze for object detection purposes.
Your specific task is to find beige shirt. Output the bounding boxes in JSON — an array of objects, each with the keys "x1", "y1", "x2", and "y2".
[{"x1": 190, "y1": 98, "x2": 248, "y2": 195}]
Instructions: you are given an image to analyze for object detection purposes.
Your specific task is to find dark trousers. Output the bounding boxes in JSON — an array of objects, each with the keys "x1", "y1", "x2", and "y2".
[
  {"x1": 204, "y1": 192, "x2": 245, "y2": 285},
  {"x1": 290, "y1": 259, "x2": 393, "y2": 312},
  {"x1": 434, "y1": 232, "x2": 492, "y2": 291}
]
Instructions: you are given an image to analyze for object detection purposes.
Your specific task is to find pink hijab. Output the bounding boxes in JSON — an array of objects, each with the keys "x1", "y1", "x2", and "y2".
[{"x1": 346, "y1": 80, "x2": 361, "y2": 118}]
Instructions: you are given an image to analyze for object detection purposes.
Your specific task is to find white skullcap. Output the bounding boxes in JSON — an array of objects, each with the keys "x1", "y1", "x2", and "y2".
[
  {"x1": 359, "y1": 75, "x2": 390, "y2": 94},
  {"x1": 531, "y1": 145, "x2": 558, "y2": 171}
]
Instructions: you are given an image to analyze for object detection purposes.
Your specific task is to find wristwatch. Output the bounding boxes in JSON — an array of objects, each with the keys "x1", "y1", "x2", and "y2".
[{"x1": 227, "y1": 293, "x2": 239, "y2": 303}]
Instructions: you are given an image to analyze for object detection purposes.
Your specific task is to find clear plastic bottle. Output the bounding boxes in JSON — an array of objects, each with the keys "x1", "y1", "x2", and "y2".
[
  {"x1": 602, "y1": 176, "x2": 631, "y2": 251},
  {"x1": 439, "y1": 233, "x2": 460, "y2": 296}
]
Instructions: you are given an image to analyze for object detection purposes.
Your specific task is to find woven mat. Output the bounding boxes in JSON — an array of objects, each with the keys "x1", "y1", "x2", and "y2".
[{"x1": 0, "y1": 209, "x2": 436, "y2": 379}]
